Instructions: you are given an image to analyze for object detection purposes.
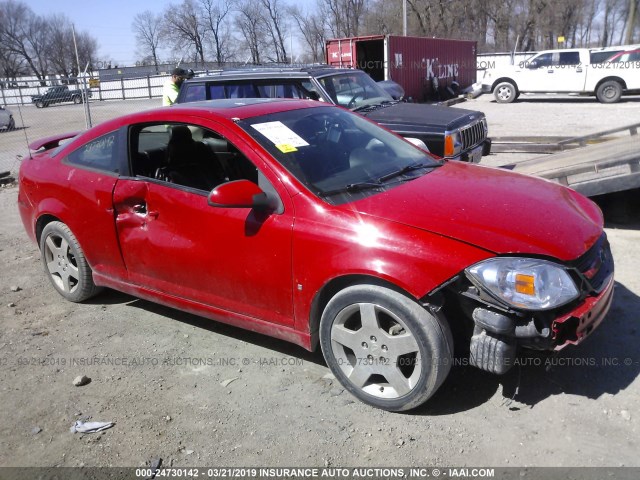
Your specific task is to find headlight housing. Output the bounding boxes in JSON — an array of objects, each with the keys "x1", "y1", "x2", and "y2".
[
  {"x1": 466, "y1": 257, "x2": 579, "y2": 311},
  {"x1": 443, "y1": 130, "x2": 462, "y2": 157}
]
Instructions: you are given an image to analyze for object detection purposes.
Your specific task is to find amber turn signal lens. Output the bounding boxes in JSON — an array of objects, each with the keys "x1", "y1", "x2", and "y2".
[
  {"x1": 444, "y1": 135, "x2": 454, "y2": 156},
  {"x1": 515, "y1": 273, "x2": 536, "y2": 295}
]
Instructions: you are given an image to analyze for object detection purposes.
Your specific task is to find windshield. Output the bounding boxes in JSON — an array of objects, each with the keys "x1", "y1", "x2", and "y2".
[
  {"x1": 317, "y1": 72, "x2": 394, "y2": 110},
  {"x1": 239, "y1": 106, "x2": 440, "y2": 205}
]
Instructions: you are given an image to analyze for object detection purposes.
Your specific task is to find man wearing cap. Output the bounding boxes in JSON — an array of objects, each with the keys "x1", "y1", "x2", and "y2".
[{"x1": 162, "y1": 67, "x2": 187, "y2": 106}]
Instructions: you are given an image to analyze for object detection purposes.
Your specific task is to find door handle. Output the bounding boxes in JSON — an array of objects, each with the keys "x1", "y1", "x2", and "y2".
[
  {"x1": 132, "y1": 204, "x2": 159, "y2": 219},
  {"x1": 547, "y1": 69, "x2": 554, "y2": 73},
  {"x1": 576, "y1": 68, "x2": 583, "y2": 72},
  {"x1": 132, "y1": 204, "x2": 147, "y2": 214}
]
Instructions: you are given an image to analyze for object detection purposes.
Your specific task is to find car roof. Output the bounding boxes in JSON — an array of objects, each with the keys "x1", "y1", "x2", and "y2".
[
  {"x1": 50, "y1": 98, "x2": 330, "y2": 154},
  {"x1": 168, "y1": 98, "x2": 327, "y2": 119},
  {"x1": 182, "y1": 66, "x2": 362, "y2": 83}
]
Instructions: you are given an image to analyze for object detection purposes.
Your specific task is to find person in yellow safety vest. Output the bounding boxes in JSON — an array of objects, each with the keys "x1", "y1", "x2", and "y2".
[{"x1": 162, "y1": 67, "x2": 187, "y2": 106}]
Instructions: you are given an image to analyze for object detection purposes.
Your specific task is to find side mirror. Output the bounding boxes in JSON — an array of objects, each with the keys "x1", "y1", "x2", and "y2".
[
  {"x1": 207, "y1": 179, "x2": 272, "y2": 210},
  {"x1": 527, "y1": 60, "x2": 538, "y2": 69}
]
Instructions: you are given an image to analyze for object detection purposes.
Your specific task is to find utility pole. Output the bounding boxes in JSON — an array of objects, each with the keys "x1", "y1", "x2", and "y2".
[
  {"x1": 72, "y1": 24, "x2": 92, "y2": 129},
  {"x1": 403, "y1": 0, "x2": 407, "y2": 36}
]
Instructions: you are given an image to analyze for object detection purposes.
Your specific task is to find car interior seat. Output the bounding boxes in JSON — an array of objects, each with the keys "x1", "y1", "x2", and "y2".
[{"x1": 155, "y1": 125, "x2": 225, "y2": 191}]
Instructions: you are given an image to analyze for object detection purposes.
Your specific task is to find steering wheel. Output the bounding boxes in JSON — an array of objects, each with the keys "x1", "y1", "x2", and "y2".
[{"x1": 347, "y1": 94, "x2": 364, "y2": 109}]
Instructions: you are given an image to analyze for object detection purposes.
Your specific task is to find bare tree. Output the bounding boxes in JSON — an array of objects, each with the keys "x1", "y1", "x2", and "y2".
[
  {"x1": 132, "y1": 11, "x2": 164, "y2": 72},
  {"x1": 319, "y1": 0, "x2": 367, "y2": 38},
  {"x1": 260, "y1": 0, "x2": 288, "y2": 62},
  {"x1": 624, "y1": 0, "x2": 638, "y2": 43},
  {"x1": 163, "y1": 0, "x2": 207, "y2": 66},
  {"x1": 0, "y1": 0, "x2": 49, "y2": 83},
  {"x1": 199, "y1": 0, "x2": 233, "y2": 64},
  {"x1": 235, "y1": 0, "x2": 268, "y2": 63},
  {"x1": 48, "y1": 15, "x2": 75, "y2": 77},
  {"x1": 290, "y1": 5, "x2": 327, "y2": 62}
]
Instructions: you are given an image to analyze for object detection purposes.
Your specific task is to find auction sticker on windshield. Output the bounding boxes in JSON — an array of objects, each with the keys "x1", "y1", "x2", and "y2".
[{"x1": 252, "y1": 121, "x2": 309, "y2": 153}]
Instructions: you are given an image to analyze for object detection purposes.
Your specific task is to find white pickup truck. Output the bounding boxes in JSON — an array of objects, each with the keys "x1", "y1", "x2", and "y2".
[{"x1": 481, "y1": 48, "x2": 640, "y2": 103}]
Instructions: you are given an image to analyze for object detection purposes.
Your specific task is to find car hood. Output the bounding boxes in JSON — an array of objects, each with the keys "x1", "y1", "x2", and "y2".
[
  {"x1": 362, "y1": 102, "x2": 485, "y2": 133},
  {"x1": 347, "y1": 162, "x2": 603, "y2": 262}
]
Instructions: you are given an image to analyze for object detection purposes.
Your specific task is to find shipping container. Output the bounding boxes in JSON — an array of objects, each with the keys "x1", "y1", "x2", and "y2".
[{"x1": 326, "y1": 35, "x2": 477, "y2": 102}]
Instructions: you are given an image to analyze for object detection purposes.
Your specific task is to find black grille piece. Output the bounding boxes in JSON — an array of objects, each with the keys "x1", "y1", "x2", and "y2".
[
  {"x1": 459, "y1": 120, "x2": 486, "y2": 150},
  {"x1": 572, "y1": 233, "x2": 614, "y2": 293}
]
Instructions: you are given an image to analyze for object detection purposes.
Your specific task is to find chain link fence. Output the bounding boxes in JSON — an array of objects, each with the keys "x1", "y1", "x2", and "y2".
[{"x1": 0, "y1": 73, "x2": 181, "y2": 175}]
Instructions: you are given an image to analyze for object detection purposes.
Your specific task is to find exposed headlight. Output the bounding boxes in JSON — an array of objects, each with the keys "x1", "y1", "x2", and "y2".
[
  {"x1": 444, "y1": 130, "x2": 462, "y2": 157},
  {"x1": 466, "y1": 257, "x2": 579, "y2": 310}
]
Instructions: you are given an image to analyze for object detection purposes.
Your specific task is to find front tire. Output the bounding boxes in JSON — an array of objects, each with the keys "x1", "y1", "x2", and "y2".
[
  {"x1": 494, "y1": 81, "x2": 518, "y2": 103},
  {"x1": 35, "y1": 100, "x2": 45, "y2": 108},
  {"x1": 596, "y1": 80, "x2": 622, "y2": 103},
  {"x1": 319, "y1": 285, "x2": 453, "y2": 412},
  {"x1": 73, "y1": 95, "x2": 82, "y2": 104},
  {"x1": 39, "y1": 221, "x2": 101, "y2": 302}
]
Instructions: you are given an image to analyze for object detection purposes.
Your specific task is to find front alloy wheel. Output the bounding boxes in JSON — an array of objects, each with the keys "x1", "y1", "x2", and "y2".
[
  {"x1": 40, "y1": 221, "x2": 101, "y2": 302},
  {"x1": 320, "y1": 285, "x2": 453, "y2": 411}
]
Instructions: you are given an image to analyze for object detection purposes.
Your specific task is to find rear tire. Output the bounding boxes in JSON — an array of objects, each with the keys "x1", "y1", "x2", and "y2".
[
  {"x1": 73, "y1": 95, "x2": 82, "y2": 104},
  {"x1": 35, "y1": 100, "x2": 45, "y2": 108},
  {"x1": 39, "y1": 221, "x2": 101, "y2": 302},
  {"x1": 494, "y1": 82, "x2": 518, "y2": 103},
  {"x1": 596, "y1": 80, "x2": 622, "y2": 103},
  {"x1": 319, "y1": 285, "x2": 453, "y2": 412}
]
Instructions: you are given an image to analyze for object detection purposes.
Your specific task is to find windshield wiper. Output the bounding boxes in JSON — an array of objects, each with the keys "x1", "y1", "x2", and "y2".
[
  {"x1": 353, "y1": 100, "x2": 397, "y2": 113},
  {"x1": 378, "y1": 162, "x2": 441, "y2": 183},
  {"x1": 318, "y1": 181, "x2": 383, "y2": 198}
]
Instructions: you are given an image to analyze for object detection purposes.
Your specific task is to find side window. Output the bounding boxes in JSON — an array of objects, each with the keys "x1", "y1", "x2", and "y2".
[
  {"x1": 209, "y1": 84, "x2": 225, "y2": 99},
  {"x1": 533, "y1": 53, "x2": 553, "y2": 68},
  {"x1": 226, "y1": 83, "x2": 257, "y2": 98},
  {"x1": 558, "y1": 52, "x2": 581, "y2": 66},
  {"x1": 129, "y1": 123, "x2": 260, "y2": 193},
  {"x1": 300, "y1": 80, "x2": 321, "y2": 100},
  {"x1": 255, "y1": 83, "x2": 305, "y2": 99},
  {"x1": 182, "y1": 84, "x2": 206, "y2": 102},
  {"x1": 66, "y1": 131, "x2": 119, "y2": 173}
]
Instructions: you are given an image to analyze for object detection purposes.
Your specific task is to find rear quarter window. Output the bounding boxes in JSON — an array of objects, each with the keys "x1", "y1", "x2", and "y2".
[
  {"x1": 182, "y1": 84, "x2": 206, "y2": 102},
  {"x1": 65, "y1": 131, "x2": 119, "y2": 173}
]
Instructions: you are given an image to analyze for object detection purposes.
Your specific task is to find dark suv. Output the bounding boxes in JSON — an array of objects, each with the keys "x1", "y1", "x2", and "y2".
[{"x1": 176, "y1": 67, "x2": 491, "y2": 162}]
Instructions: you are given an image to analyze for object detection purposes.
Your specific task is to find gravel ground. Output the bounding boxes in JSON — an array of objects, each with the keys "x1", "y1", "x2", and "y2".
[{"x1": 0, "y1": 94, "x2": 639, "y2": 470}]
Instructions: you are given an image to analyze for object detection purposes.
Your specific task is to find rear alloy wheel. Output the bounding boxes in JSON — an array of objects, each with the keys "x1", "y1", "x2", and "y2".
[
  {"x1": 320, "y1": 285, "x2": 453, "y2": 412},
  {"x1": 596, "y1": 80, "x2": 623, "y2": 104},
  {"x1": 73, "y1": 95, "x2": 82, "y2": 104},
  {"x1": 494, "y1": 82, "x2": 518, "y2": 103},
  {"x1": 40, "y1": 221, "x2": 101, "y2": 302}
]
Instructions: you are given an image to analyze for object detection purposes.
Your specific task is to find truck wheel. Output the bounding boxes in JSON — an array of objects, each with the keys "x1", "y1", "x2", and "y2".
[
  {"x1": 596, "y1": 80, "x2": 622, "y2": 103},
  {"x1": 40, "y1": 221, "x2": 101, "y2": 302},
  {"x1": 319, "y1": 285, "x2": 453, "y2": 412},
  {"x1": 494, "y1": 82, "x2": 517, "y2": 103},
  {"x1": 73, "y1": 95, "x2": 82, "y2": 104}
]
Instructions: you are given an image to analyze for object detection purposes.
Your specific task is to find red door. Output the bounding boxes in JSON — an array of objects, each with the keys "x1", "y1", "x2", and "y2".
[{"x1": 112, "y1": 124, "x2": 295, "y2": 326}]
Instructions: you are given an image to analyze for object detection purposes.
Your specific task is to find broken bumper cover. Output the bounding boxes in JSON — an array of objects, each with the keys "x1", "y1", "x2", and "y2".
[{"x1": 552, "y1": 274, "x2": 615, "y2": 350}]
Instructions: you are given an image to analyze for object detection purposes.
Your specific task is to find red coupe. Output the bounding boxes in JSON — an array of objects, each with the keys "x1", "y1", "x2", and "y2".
[{"x1": 18, "y1": 99, "x2": 614, "y2": 411}]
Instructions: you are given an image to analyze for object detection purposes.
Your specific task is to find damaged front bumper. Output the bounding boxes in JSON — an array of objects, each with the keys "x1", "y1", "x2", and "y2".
[{"x1": 441, "y1": 234, "x2": 614, "y2": 375}]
